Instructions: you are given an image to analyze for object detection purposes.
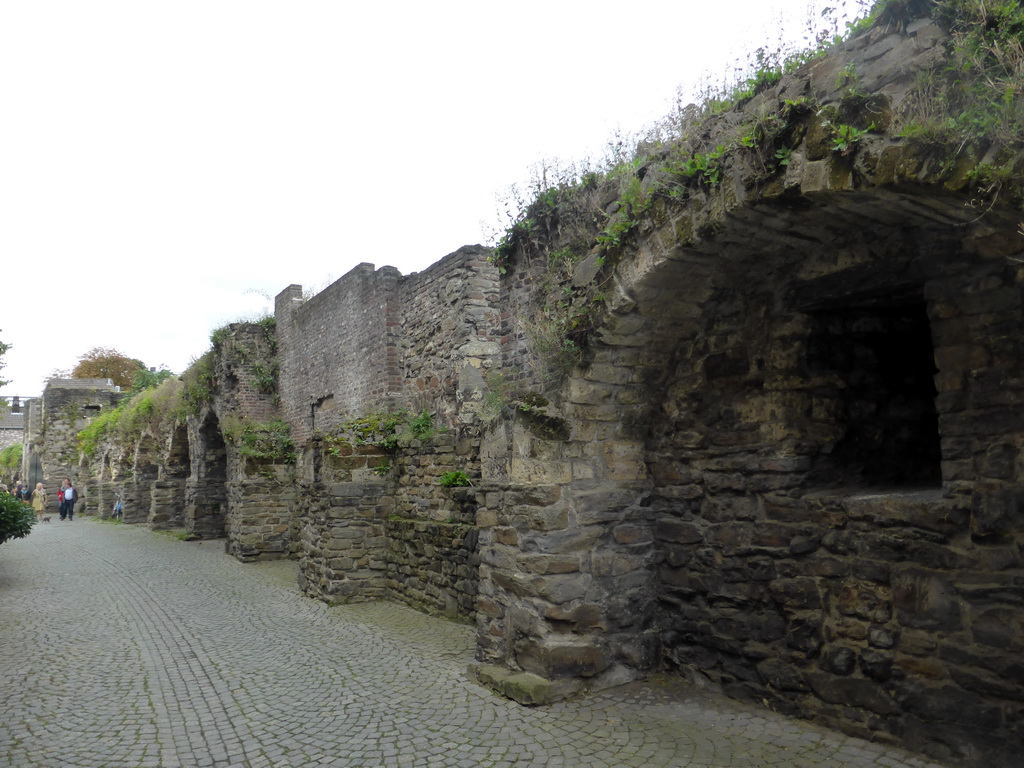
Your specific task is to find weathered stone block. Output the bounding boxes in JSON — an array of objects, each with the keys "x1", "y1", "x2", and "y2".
[
  {"x1": 893, "y1": 568, "x2": 963, "y2": 631},
  {"x1": 971, "y1": 487, "x2": 1024, "y2": 538},
  {"x1": 520, "y1": 503, "x2": 569, "y2": 532},
  {"x1": 570, "y1": 486, "x2": 637, "y2": 524},
  {"x1": 518, "y1": 553, "x2": 581, "y2": 575},
  {"x1": 514, "y1": 639, "x2": 610, "y2": 679},
  {"x1": 820, "y1": 645, "x2": 857, "y2": 675},
  {"x1": 770, "y1": 578, "x2": 822, "y2": 610},
  {"x1": 493, "y1": 527, "x2": 519, "y2": 546},
  {"x1": 470, "y1": 663, "x2": 581, "y2": 705},
  {"x1": 757, "y1": 658, "x2": 810, "y2": 691},
  {"x1": 534, "y1": 526, "x2": 604, "y2": 554},
  {"x1": 868, "y1": 624, "x2": 899, "y2": 649},
  {"x1": 655, "y1": 518, "x2": 703, "y2": 544},
  {"x1": 533, "y1": 574, "x2": 591, "y2": 605},
  {"x1": 613, "y1": 523, "x2": 652, "y2": 545},
  {"x1": 971, "y1": 606, "x2": 1023, "y2": 652},
  {"x1": 592, "y1": 552, "x2": 642, "y2": 578},
  {"x1": 544, "y1": 602, "x2": 605, "y2": 630},
  {"x1": 859, "y1": 649, "x2": 893, "y2": 681},
  {"x1": 807, "y1": 673, "x2": 899, "y2": 715}
]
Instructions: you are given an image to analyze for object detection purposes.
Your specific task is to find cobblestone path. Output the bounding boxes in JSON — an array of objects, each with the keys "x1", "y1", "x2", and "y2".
[{"x1": 0, "y1": 520, "x2": 948, "y2": 768}]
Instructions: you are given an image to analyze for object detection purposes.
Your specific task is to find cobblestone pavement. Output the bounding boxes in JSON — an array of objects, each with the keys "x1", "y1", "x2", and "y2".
[{"x1": 0, "y1": 519, "x2": 949, "y2": 768}]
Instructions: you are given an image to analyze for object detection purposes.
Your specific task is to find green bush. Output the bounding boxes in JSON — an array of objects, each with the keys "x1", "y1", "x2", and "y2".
[
  {"x1": 225, "y1": 418, "x2": 296, "y2": 463},
  {"x1": 0, "y1": 443, "x2": 22, "y2": 484},
  {"x1": 0, "y1": 493, "x2": 34, "y2": 545},
  {"x1": 439, "y1": 470, "x2": 472, "y2": 488}
]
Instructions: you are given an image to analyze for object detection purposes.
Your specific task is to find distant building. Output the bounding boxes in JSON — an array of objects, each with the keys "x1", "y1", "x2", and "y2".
[
  {"x1": 0, "y1": 396, "x2": 30, "y2": 450},
  {"x1": 25, "y1": 379, "x2": 120, "y2": 492}
]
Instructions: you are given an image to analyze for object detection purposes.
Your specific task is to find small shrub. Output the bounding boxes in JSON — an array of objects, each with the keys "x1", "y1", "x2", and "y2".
[
  {"x1": 180, "y1": 351, "x2": 216, "y2": 416},
  {"x1": 0, "y1": 493, "x2": 34, "y2": 545},
  {"x1": 439, "y1": 470, "x2": 472, "y2": 488},
  {"x1": 343, "y1": 411, "x2": 407, "y2": 451},
  {"x1": 408, "y1": 410, "x2": 436, "y2": 441},
  {"x1": 224, "y1": 418, "x2": 295, "y2": 464}
]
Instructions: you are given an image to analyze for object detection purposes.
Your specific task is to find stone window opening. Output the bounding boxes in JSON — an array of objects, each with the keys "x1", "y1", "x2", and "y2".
[{"x1": 805, "y1": 297, "x2": 941, "y2": 490}]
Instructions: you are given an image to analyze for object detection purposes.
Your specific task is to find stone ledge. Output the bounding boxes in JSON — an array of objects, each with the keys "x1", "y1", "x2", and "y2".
[{"x1": 468, "y1": 663, "x2": 581, "y2": 706}]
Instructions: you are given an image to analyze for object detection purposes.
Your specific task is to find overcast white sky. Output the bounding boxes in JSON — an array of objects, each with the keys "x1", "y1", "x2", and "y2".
[{"x1": 1, "y1": 0, "x2": 864, "y2": 396}]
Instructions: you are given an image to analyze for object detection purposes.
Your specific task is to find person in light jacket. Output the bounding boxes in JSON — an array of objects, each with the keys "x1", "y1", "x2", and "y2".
[{"x1": 31, "y1": 483, "x2": 46, "y2": 522}]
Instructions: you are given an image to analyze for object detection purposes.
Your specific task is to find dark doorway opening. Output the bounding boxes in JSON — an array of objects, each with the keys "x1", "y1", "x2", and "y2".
[{"x1": 807, "y1": 299, "x2": 941, "y2": 489}]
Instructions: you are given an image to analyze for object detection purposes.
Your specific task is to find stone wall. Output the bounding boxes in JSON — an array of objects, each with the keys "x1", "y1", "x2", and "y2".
[
  {"x1": 399, "y1": 244, "x2": 501, "y2": 424},
  {"x1": 27, "y1": 10, "x2": 1024, "y2": 767},
  {"x1": 275, "y1": 245, "x2": 500, "y2": 444},
  {"x1": 385, "y1": 480, "x2": 479, "y2": 621},
  {"x1": 643, "y1": 226, "x2": 1023, "y2": 765},
  {"x1": 476, "y1": 12, "x2": 1024, "y2": 767},
  {"x1": 29, "y1": 379, "x2": 120, "y2": 512},
  {"x1": 278, "y1": 245, "x2": 498, "y2": 616},
  {"x1": 296, "y1": 441, "x2": 392, "y2": 602},
  {"x1": 275, "y1": 264, "x2": 404, "y2": 447}
]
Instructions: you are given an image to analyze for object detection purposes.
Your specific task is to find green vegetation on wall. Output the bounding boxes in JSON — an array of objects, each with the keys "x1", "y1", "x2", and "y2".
[
  {"x1": 897, "y1": 0, "x2": 1024, "y2": 199},
  {"x1": 490, "y1": 0, "x2": 1024, "y2": 387},
  {"x1": 438, "y1": 470, "x2": 472, "y2": 487},
  {"x1": 183, "y1": 317, "x2": 280, "y2": 416},
  {"x1": 180, "y1": 350, "x2": 216, "y2": 417},
  {"x1": 77, "y1": 378, "x2": 184, "y2": 457},
  {"x1": 321, "y1": 410, "x2": 444, "y2": 456},
  {"x1": 222, "y1": 416, "x2": 295, "y2": 464}
]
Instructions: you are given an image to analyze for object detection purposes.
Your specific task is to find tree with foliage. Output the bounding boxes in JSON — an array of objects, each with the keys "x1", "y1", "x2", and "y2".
[
  {"x1": 0, "y1": 492, "x2": 34, "y2": 545},
  {"x1": 128, "y1": 366, "x2": 175, "y2": 395},
  {"x1": 71, "y1": 347, "x2": 146, "y2": 389},
  {"x1": 0, "y1": 443, "x2": 23, "y2": 487}
]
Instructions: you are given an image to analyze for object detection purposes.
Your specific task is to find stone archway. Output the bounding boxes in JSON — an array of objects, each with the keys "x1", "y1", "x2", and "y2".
[
  {"x1": 150, "y1": 422, "x2": 190, "y2": 529},
  {"x1": 633, "y1": 192, "x2": 1022, "y2": 764},
  {"x1": 185, "y1": 411, "x2": 228, "y2": 539},
  {"x1": 131, "y1": 433, "x2": 161, "y2": 527},
  {"x1": 481, "y1": 183, "x2": 1023, "y2": 759}
]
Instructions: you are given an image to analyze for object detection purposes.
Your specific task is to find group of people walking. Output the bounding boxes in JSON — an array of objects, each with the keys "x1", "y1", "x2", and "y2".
[{"x1": 2, "y1": 479, "x2": 77, "y2": 521}]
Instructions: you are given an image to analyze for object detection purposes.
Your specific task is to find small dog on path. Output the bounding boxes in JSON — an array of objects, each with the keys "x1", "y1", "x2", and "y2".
[{"x1": 41, "y1": 516, "x2": 50, "y2": 523}]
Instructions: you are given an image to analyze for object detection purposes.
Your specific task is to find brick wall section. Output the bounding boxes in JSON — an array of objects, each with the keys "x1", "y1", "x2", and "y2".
[
  {"x1": 275, "y1": 264, "x2": 403, "y2": 446},
  {"x1": 489, "y1": 202, "x2": 1023, "y2": 765},
  {"x1": 211, "y1": 323, "x2": 298, "y2": 556},
  {"x1": 0, "y1": 427, "x2": 22, "y2": 450},
  {"x1": 213, "y1": 323, "x2": 281, "y2": 424},
  {"x1": 638, "y1": 222, "x2": 1022, "y2": 766},
  {"x1": 274, "y1": 246, "x2": 498, "y2": 615},
  {"x1": 276, "y1": 247, "x2": 500, "y2": 443},
  {"x1": 497, "y1": 254, "x2": 550, "y2": 394}
]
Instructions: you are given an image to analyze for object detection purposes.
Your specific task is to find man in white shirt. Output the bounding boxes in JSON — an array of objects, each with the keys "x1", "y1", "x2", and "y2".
[{"x1": 61, "y1": 479, "x2": 76, "y2": 521}]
